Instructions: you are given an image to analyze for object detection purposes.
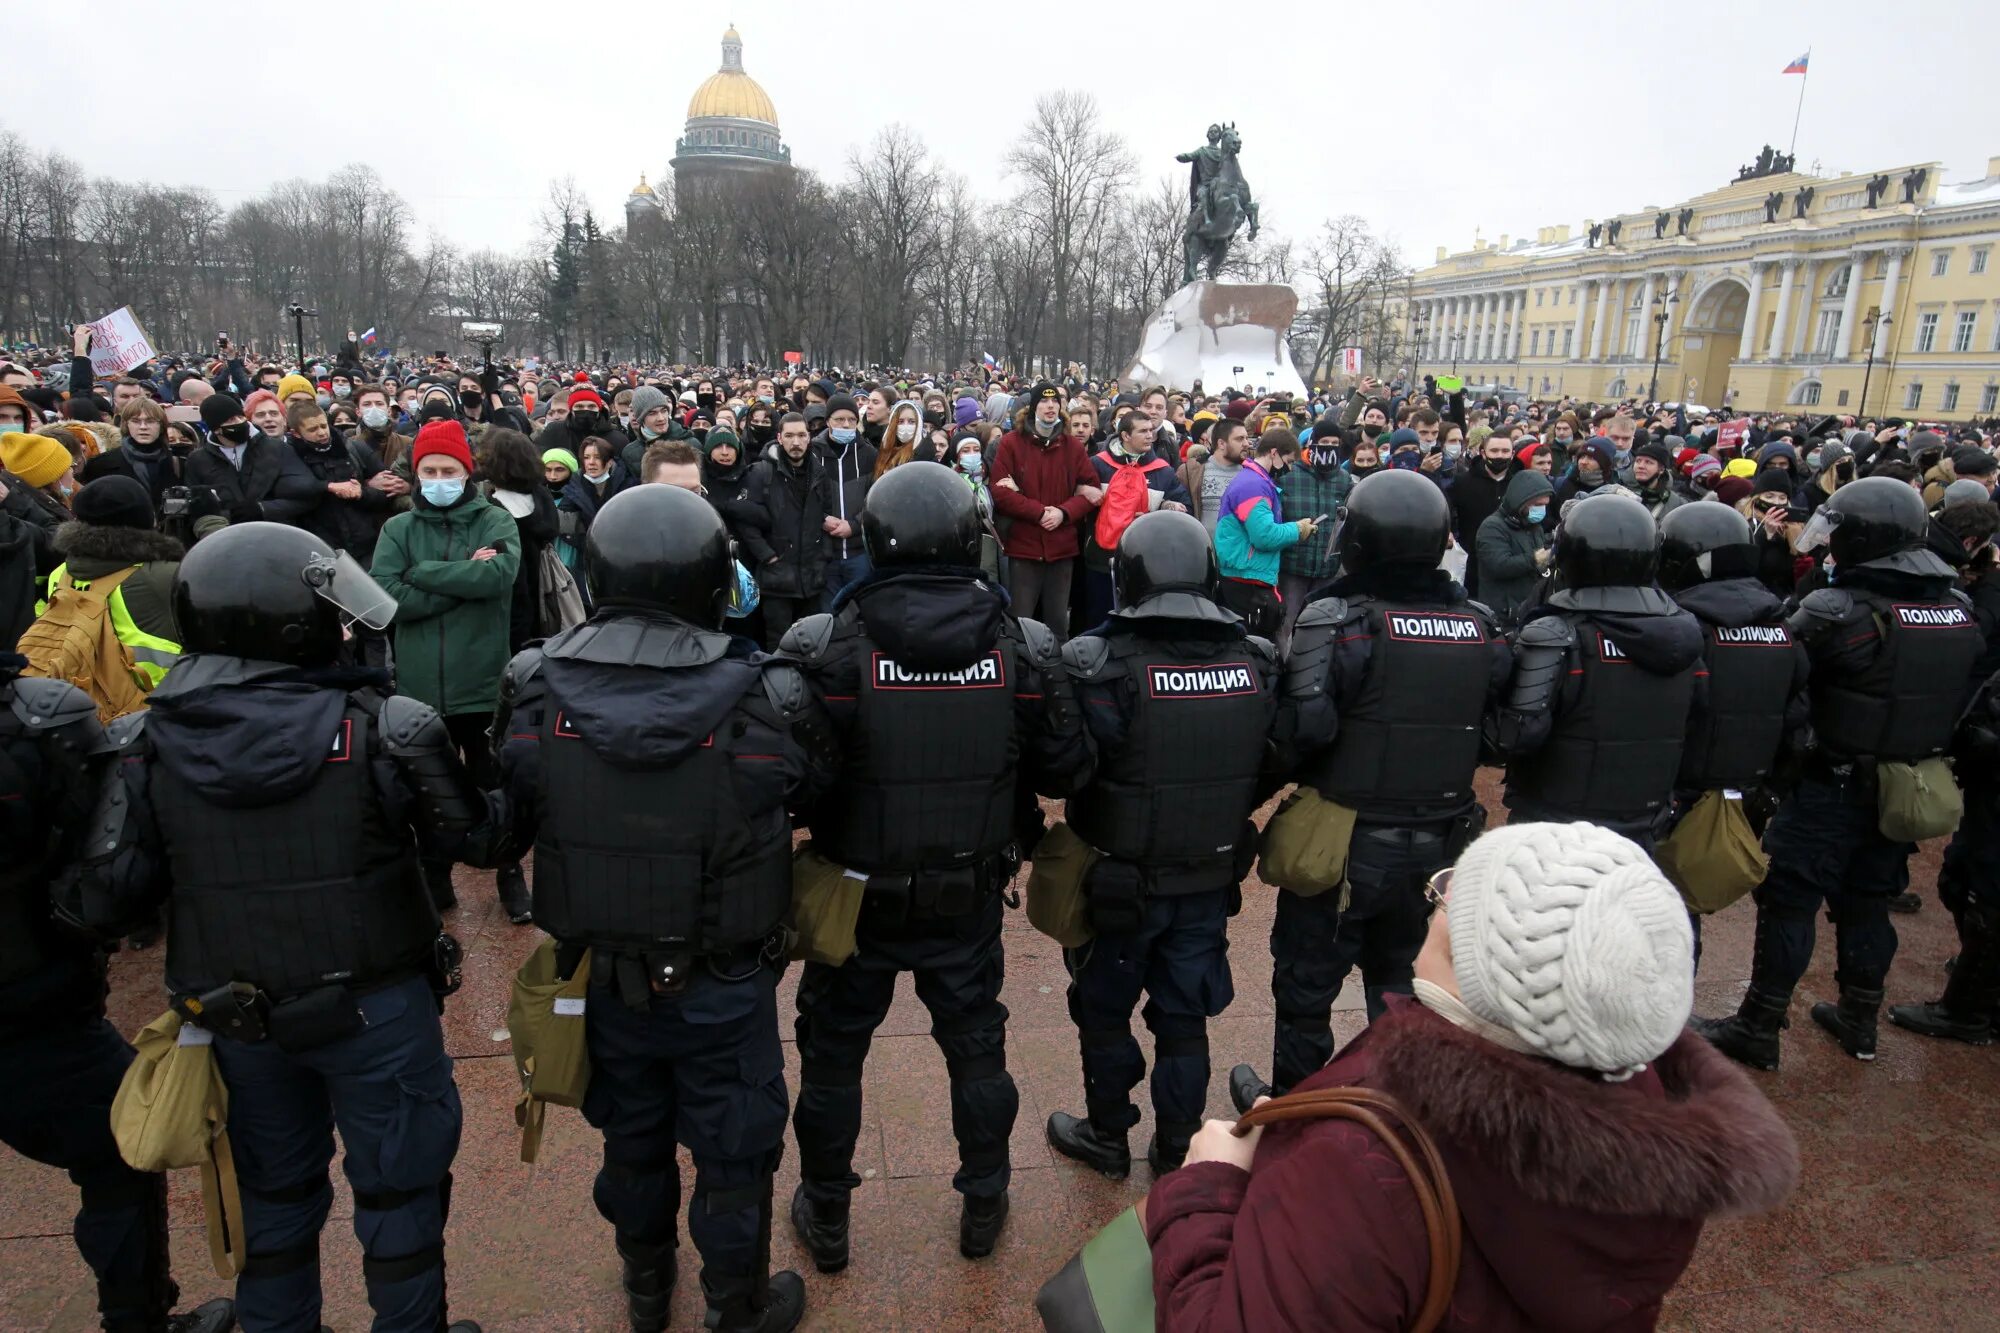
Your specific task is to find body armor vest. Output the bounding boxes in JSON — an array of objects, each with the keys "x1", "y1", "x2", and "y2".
[
  {"x1": 1510, "y1": 616, "x2": 1696, "y2": 825},
  {"x1": 1815, "y1": 589, "x2": 1981, "y2": 763},
  {"x1": 1679, "y1": 618, "x2": 1797, "y2": 791},
  {"x1": 530, "y1": 667, "x2": 794, "y2": 955},
  {"x1": 1303, "y1": 601, "x2": 1493, "y2": 823},
  {"x1": 153, "y1": 695, "x2": 438, "y2": 1000},
  {"x1": 0, "y1": 710, "x2": 53, "y2": 987},
  {"x1": 816, "y1": 617, "x2": 1020, "y2": 875},
  {"x1": 1067, "y1": 640, "x2": 1271, "y2": 893}
]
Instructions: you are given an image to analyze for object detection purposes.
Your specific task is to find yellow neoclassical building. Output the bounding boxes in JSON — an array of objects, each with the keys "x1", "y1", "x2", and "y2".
[{"x1": 1403, "y1": 151, "x2": 2000, "y2": 422}]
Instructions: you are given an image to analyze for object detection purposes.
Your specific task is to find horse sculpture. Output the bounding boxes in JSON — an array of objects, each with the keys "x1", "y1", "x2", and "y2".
[{"x1": 1179, "y1": 124, "x2": 1260, "y2": 284}]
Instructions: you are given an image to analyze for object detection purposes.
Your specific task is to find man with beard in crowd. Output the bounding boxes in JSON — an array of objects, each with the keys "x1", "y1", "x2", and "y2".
[
  {"x1": 746, "y1": 412, "x2": 833, "y2": 646},
  {"x1": 1447, "y1": 428, "x2": 1520, "y2": 598}
]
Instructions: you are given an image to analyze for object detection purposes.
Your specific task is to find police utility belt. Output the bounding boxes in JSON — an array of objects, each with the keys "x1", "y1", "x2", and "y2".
[
  {"x1": 595, "y1": 935, "x2": 781, "y2": 1012},
  {"x1": 171, "y1": 934, "x2": 464, "y2": 1052}
]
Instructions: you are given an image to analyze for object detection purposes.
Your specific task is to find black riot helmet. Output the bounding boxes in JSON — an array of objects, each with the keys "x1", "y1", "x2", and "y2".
[
  {"x1": 1798, "y1": 474, "x2": 1927, "y2": 569},
  {"x1": 1336, "y1": 469, "x2": 1451, "y2": 576},
  {"x1": 173, "y1": 521, "x2": 396, "y2": 666},
  {"x1": 861, "y1": 460, "x2": 980, "y2": 570},
  {"x1": 1658, "y1": 502, "x2": 1758, "y2": 590},
  {"x1": 1553, "y1": 493, "x2": 1659, "y2": 589},
  {"x1": 1112, "y1": 510, "x2": 1235, "y2": 624},
  {"x1": 585, "y1": 484, "x2": 732, "y2": 628}
]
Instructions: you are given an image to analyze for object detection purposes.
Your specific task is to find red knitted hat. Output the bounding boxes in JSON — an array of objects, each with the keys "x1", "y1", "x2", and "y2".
[
  {"x1": 567, "y1": 386, "x2": 607, "y2": 412},
  {"x1": 574, "y1": 370, "x2": 592, "y2": 383},
  {"x1": 411, "y1": 419, "x2": 473, "y2": 473}
]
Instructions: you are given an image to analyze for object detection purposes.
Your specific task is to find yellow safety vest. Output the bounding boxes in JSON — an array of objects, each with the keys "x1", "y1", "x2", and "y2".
[{"x1": 37, "y1": 563, "x2": 183, "y2": 689}]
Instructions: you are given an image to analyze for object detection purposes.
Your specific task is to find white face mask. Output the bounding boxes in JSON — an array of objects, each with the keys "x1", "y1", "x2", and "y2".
[{"x1": 896, "y1": 421, "x2": 917, "y2": 444}]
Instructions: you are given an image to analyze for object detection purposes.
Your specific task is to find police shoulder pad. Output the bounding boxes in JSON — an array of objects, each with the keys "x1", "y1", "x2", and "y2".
[
  {"x1": 100, "y1": 708, "x2": 149, "y2": 755},
  {"x1": 760, "y1": 660, "x2": 810, "y2": 719},
  {"x1": 8, "y1": 676, "x2": 97, "y2": 734},
  {"x1": 1016, "y1": 616, "x2": 1060, "y2": 669},
  {"x1": 378, "y1": 694, "x2": 447, "y2": 752},
  {"x1": 1794, "y1": 588, "x2": 1855, "y2": 628},
  {"x1": 1462, "y1": 597, "x2": 1499, "y2": 625},
  {"x1": 1244, "y1": 634, "x2": 1279, "y2": 673},
  {"x1": 1060, "y1": 633, "x2": 1114, "y2": 681},
  {"x1": 501, "y1": 646, "x2": 547, "y2": 703},
  {"x1": 1294, "y1": 595, "x2": 1353, "y2": 632},
  {"x1": 1950, "y1": 587, "x2": 1976, "y2": 612},
  {"x1": 1515, "y1": 614, "x2": 1577, "y2": 651},
  {"x1": 780, "y1": 613, "x2": 837, "y2": 663}
]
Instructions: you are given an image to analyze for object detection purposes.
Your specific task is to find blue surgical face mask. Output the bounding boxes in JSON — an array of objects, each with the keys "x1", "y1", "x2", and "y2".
[
  {"x1": 959, "y1": 451, "x2": 984, "y2": 475},
  {"x1": 421, "y1": 478, "x2": 465, "y2": 508},
  {"x1": 0, "y1": 422, "x2": 21, "y2": 436},
  {"x1": 829, "y1": 426, "x2": 857, "y2": 444},
  {"x1": 1526, "y1": 505, "x2": 1547, "y2": 525}
]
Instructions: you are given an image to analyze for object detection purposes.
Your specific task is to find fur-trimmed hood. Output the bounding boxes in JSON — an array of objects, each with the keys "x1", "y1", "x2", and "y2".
[
  {"x1": 1365, "y1": 999, "x2": 1798, "y2": 1220},
  {"x1": 53, "y1": 520, "x2": 185, "y2": 570}
]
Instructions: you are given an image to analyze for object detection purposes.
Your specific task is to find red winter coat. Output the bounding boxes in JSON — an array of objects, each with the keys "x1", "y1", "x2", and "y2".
[
  {"x1": 1146, "y1": 999, "x2": 1798, "y2": 1332},
  {"x1": 989, "y1": 422, "x2": 1097, "y2": 563}
]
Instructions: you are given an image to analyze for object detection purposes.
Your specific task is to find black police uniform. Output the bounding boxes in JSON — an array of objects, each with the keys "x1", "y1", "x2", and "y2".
[
  {"x1": 784, "y1": 463, "x2": 1089, "y2": 1267},
  {"x1": 1699, "y1": 478, "x2": 1983, "y2": 1068},
  {"x1": 62, "y1": 526, "x2": 489, "y2": 1333},
  {"x1": 1490, "y1": 495, "x2": 1704, "y2": 844},
  {"x1": 1254, "y1": 471, "x2": 1512, "y2": 1100},
  {"x1": 0, "y1": 662, "x2": 233, "y2": 1333},
  {"x1": 1891, "y1": 668, "x2": 2000, "y2": 1042},
  {"x1": 1047, "y1": 511, "x2": 1279, "y2": 1176}
]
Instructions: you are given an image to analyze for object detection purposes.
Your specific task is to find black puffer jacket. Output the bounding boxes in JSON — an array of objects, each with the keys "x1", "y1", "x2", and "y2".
[
  {"x1": 289, "y1": 428, "x2": 393, "y2": 564},
  {"x1": 745, "y1": 450, "x2": 833, "y2": 600}
]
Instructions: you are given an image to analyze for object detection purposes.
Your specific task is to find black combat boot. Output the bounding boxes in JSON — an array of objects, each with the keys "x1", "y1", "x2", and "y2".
[
  {"x1": 1810, "y1": 984, "x2": 1884, "y2": 1060},
  {"x1": 617, "y1": 1236, "x2": 679, "y2": 1332},
  {"x1": 700, "y1": 1270, "x2": 804, "y2": 1333},
  {"x1": 787, "y1": 1183, "x2": 849, "y2": 1274},
  {"x1": 1046, "y1": 1111, "x2": 1131, "y2": 1179},
  {"x1": 959, "y1": 1190, "x2": 1009, "y2": 1259},
  {"x1": 1227, "y1": 1063, "x2": 1271, "y2": 1115},
  {"x1": 1887, "y1": 890, "x2": 1922, "y2": 914},
  {"x1": 1691, "y1": 986, "x2": 1791, "y2": 1071},
  {"x1": 496, "y1": 861, "x2": 532, "y2": 925},
  {"x1": 1890, "y1": 945, "x2": 1998, "y2": 1044},
  {"x1": 1147, "y1": 1121, "x2": 1198, "y2": 1176},
  {"x1": 163, "y1": 1299, "x2": 236, "y2": 1333}
]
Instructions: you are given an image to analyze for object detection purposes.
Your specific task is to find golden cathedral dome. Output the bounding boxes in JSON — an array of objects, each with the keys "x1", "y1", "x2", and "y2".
[
  {"x1": 686, "y1": 25, "x2": 778, "y2": 128},
  {"x1": 629, "y1": 173, "x2": 655, "y2": 197}
]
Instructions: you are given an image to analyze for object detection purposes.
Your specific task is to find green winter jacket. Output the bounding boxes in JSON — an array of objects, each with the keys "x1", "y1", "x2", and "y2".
[{"x1": 370, "y1": 491, "x2": 520, "y2": 716}]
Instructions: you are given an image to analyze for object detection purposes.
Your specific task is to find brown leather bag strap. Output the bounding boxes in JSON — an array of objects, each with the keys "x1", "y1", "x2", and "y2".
[{"x1": 1236, "y1": 1086, "x2": 1462, "y2": 1333}]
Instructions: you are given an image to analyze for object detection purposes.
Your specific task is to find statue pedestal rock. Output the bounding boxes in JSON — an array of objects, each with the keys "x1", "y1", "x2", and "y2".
[{"x1": 1123, "y1": 281, "x2": 1307, "y2": 398}]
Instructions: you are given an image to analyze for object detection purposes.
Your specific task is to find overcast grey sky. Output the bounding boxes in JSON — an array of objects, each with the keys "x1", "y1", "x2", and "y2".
[{"x1": 8, "y1": 0, "x2": 1993, "y2": 272}]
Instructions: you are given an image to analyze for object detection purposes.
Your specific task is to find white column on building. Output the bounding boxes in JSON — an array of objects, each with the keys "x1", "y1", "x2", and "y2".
[
  {"x1": 1835, "y1": 251, "x2": 1866, "y2": 359},
  {"x1": 1873, "y1": 248, "x2": 1908, "y2": 358},
  {"x1": 1766, "y1": 259, "x2": 1799, "y2": 361},
  {"x1": 1791, "y1": 259, "x2": 1821, "y2": 360},
  {"x1": 1476, "y1": 295, "x2": 1493, "y2": 362},
  {"x1": 1739, "y1": 262, "x2": 1766, "y2": 361},
  {"x1": 1507, "y1": 289, "x2": 1525, "y2": 360},
  {"x1": 1481, "y1": 294, "x2": 1499, "y2": 361},
  {"x1": 1436, "y1": 297, "x2": 1450, "y2": 359},
  {"x1": 1451, "y1": 295, "x2": 1467, "y2": 361},
  {"x1": 1590, "y1": 278, "x2": 1615, "y2": 360},
  {"x1": 1570, "y1": 281, "x2": 1591, "y2": 362},
  {"x1": 1634, "y1": 273, "x2": 1658, "y2": 359}
]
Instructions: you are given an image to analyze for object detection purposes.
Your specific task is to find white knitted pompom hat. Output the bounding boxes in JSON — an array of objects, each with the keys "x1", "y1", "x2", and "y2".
[{"x1": 1446, "y1": 821, "x2": 1695, "y2": 1076}]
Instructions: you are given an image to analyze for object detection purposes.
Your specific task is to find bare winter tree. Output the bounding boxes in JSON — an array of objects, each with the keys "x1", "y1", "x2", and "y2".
[
  {"x1": 1297, "y1": 214, "x2": 1408, "y2": 385},
  {"x1": 847, "y1": 125, "x2": 944, "y2": 366}
]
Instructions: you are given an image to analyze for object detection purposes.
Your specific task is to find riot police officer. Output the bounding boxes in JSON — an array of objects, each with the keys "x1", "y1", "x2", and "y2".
[
  {"x1": 0, "y1": 659, "x2": 234, "y2": 1333},
  {"x1": 1488, "y1": 492, "x2": 1704, "y2": 844},
  {"x1": 1891, "y1": 667, "x2": 2000, "y2": 1044},
  {"x1": 784, "y1": 462, "x2": 1089, "y2": 1268},
  {"x1": 491, "y1": 485, "x2": 833, "y2": 1333},
  {"x1": 1697, "y1": 478, "x2": 1983, "y2": 1068},
  {"x1": 1229, "y1": 470, "x2": 1512, "y2": 1111},
  {"x1": 62, "y1": 522, "x2": 490, "y2": 1333},
  {"x1": 1657, "y1": 502, "x2": 1813, "y2": 895},
  {"x1": 1042, "y1": 510, "x2": 1278, "y2": 1178}
]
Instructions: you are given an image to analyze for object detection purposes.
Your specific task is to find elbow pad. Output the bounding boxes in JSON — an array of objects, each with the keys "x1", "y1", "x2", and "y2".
[
  {"x1": 1505, "y1": 616, "x2": 1575, "y2": 715},
  {"x1": 380, "y1": 695, "x2": 484, "y2": 838}
]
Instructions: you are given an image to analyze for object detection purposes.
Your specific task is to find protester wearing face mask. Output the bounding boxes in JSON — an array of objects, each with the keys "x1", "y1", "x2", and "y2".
[
  {"x1": 991, "y1": 381, "x2": 1098, "y2": 636},
  {"x1": 352, "y1": 381, "x2": 414, "y2": 490},
  {"x1": 873, "y1": 400, "x2": 924, "y2": 476},
  {"x1": 182, "y1": 392, "x2": 320, "y2": 537},
  {"x1": 1800, "y1": 441, "x2": 1856, "y2": 517},
  {"x1": 537, "y1": 381, "x2": 628, "y2": 466},
  {"x1": 1475, "y1": 468, "x2": 1556, "y2": 623},
  {"x1": 813, "y1": 392, "x2": 878, "y2": 608},
  {"x1": 1, "y1": 430, "x2": 81, "y2": 542},
  {"x1": 1447, "y1": 430, "x2": 1519, "y2": 597},
  {"x1": 285, "y1": 399, "x2": 394, "y2": 566},
  {"x1": 954, "y1": 431, "x2": 1003, "y2": 581},
  {"x1": 1273, "y1": 418, "x2": 1352, "y2": 647},
  {"x1": 1215, "y1": 429, "x2": 1318, "y2": 638},
  {"x1": 368, "y1": 418, "x2": 521, "y2": 914}
]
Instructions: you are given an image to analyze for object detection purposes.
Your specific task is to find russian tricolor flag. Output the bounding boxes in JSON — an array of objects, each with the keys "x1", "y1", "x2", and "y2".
[
  {"x1": 981, "y1": 351, "x2": 999, "y2": 370},
  {"x1": 361, "y1": 327, "x2": 377, "y2": 343},
  {"x1": 1782, "y1": 52, "x2": 1809, "y2": 74}
]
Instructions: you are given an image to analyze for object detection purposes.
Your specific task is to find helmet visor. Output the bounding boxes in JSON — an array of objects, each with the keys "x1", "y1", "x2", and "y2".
[
  {"x1": 1793, "y1": 507, "x2": 1838, "y2": 555},
  {"x1": 302, "y1": 549, "x2": 398, "y2": 630}
]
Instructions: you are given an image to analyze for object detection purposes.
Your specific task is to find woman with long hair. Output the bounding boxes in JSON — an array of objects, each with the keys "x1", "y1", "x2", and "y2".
[{"x1": 873, "y1": 399, "x2": 924, "y2": 476}]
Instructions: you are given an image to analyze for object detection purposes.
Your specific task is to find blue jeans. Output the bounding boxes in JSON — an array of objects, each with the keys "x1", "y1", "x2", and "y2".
[
  {"x1": 820, "y1": 553, "x2": 872, "y2": 612},
  {"x1": 1064, "y1": 886, "x2": 1232, "y2": 1138},
  {"x1": 213, "y1": 975, "x2": 462, "y2": 1333}
]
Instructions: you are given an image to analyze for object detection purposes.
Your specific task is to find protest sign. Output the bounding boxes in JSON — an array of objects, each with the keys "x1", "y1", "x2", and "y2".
[
  {"x1": 86, "y1": 307, "x2": 156, "y2": 377},
  {"x1": 1339, "y1": 347, "x2": 1363, "y2": 376}
]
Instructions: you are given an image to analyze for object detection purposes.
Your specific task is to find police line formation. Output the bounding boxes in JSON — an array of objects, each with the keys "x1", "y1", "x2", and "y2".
[{"x1": 3, "y1": 371, "x2": 1996, "y2": 1332}]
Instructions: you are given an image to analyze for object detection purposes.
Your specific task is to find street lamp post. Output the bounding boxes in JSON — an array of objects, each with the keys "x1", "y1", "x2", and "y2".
[
  {"x1": 1646, "y1": 287, "x2": 1679, "y2": 404},
  {"x1": 1449, "y1": 332, "x2": 1465, "y2": 373},
  {"x1": 1859, "y1": 311, "x2": 1892, "y2": 419},
  {"x1": 1410, "y1": 308, "x2": 1430, "y2": 390}
]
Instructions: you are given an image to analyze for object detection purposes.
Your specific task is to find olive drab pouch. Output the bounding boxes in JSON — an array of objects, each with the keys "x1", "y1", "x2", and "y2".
[
  {"x1": 1257, "y1": 785, "x2": 1359, "y2": 897},
  {"x1": 111, "y1": 1009, "x2": 246, "y2": 1277},
  {"x1": 1026, "y1": 820, "x2": 1100, "y2": 948},
  {"x1": 1656, "y1": 789, "x2": 1770, "y2": 914},
  {"x1": 507, "y1": 939, "x2": 593, "y2": 1164},
  {"x1": 787, "y1": 843, "x2": 866, "y2": 966},
  {"x1": 1876, "y1": 757, "x2": 1965, "y2": 843}
]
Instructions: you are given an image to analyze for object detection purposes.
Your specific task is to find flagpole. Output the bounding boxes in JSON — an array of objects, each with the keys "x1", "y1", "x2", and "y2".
[{"x1": 1788, "y1": 49, "x2": 1810, "y2": 159}]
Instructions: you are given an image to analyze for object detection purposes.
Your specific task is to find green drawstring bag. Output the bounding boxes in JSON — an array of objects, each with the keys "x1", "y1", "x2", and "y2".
[
  {"x1": 1026, "y1": 821, "x2": 1101, "y2": 948},
  {"x1": 1876, "y1": 757, "x2": 1964, "y2": 843},
  {"x1": 1656, "y1": 789, "x2": 1769, "y2": 914},
  {"x1": 507, "y1": 939, "x2": 592, "y2": 1163},
  {"x1": 789, "y1": 843, "x2": 867, "y2": 966},
  {"x1": 1257, "y1": 785, "x2": 1359, "y2": 896}
]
